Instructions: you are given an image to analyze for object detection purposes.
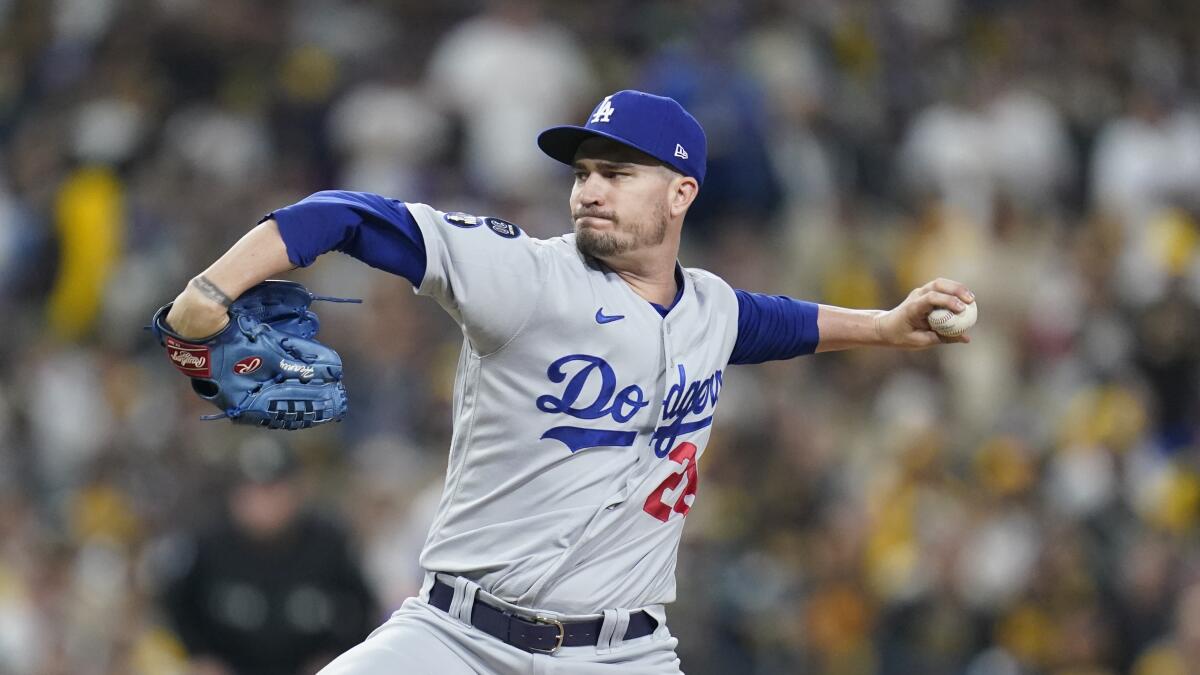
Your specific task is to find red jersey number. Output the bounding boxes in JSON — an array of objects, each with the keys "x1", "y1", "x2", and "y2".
[{"x1": 643, "y1": 442, "x2": 699, "y2": 522}]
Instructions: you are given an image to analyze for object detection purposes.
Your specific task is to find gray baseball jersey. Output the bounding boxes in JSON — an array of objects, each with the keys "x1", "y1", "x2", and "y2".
[
  {"x1": 406, "y1": 202, "x2": 737, "y2": 615},
  {"x1": 270, "y1": 188, "x2": 820, "y2": 672},
  {"x1": 243, "y1": 83, "x2": 839, "y2": 674}
]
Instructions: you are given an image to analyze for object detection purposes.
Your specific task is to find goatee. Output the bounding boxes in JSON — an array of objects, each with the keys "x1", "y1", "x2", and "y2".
[
  {"x1": 574, "y1": 205, "x2": 668, "y2": 259},
  {"x1": 576, "y1": 228, "x2": 629, "y2": 257}
]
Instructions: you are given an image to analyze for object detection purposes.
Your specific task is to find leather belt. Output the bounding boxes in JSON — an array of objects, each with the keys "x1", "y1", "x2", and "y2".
[{"x1": 428, "y1": 576, "x2": 657, "y2": 654}]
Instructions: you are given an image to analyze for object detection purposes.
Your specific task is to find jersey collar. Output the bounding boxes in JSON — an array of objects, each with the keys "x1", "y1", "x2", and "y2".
[
  {"x1": 648, "y1": 264, "x2": 685, "y2": 318},
  {"x1": 569, "y1": 235, "x2": 687, "y2": 319}
]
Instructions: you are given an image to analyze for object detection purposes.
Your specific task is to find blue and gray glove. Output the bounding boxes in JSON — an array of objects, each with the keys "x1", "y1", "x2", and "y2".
[{"x1": 151, "y1": 280, "x2": 360, "y2": 430}]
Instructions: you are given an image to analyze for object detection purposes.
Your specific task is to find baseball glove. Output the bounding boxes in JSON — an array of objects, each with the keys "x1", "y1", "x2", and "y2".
[{"x1": 151, "y1": 280, "x2": 361, "y2": 430}]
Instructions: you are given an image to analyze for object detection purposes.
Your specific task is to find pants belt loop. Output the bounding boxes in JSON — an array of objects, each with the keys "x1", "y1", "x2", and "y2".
[
  {"x1": 449, "y1": 575, "x2": 479, "y2": 626},
  {"x1": 596, "y1": 608, "x2": 631, "y2": 653},
  {"x1": 418, "y1": 572, "x2": 437, "y2": 603}
]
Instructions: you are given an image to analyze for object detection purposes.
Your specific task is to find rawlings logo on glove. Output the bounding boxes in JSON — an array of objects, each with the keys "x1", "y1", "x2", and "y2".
[
  {"x1": 166, "y1": 337, "x2": 211, "y2": 376},
  {"x1": 151, "y1": 280, "x2": 361, "y2": 430},
  {"x1": 233, "y1": 356, "x2": 263, "y2": 374}
]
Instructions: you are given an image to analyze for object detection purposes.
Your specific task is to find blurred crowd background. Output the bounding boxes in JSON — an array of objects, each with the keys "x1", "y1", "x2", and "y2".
[{"x1": 1, "y1": 0, "x2": 1199, "y2": 673}]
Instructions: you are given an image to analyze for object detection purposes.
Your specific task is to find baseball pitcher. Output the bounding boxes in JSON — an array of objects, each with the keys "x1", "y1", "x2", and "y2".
[{"x1": 155, "y1": 90, "x2": 974, "y2": 673}]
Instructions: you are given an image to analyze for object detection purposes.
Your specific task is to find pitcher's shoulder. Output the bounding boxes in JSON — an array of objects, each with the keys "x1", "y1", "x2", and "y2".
[
  {"x1": 683, "y1": 266, "x2": 735, "y2": 296},
  {"x1": 539, "y1": 232, "x2": 581, "y2": 256},
  {"x1": 537, "y1": 233, "x2": 612, "y2": 273}
]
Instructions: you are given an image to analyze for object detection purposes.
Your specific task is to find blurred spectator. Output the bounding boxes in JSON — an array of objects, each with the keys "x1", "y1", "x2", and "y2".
[
  {"x1": 1091, "y1": 86, "x2": 1200, "y2": 304},
  {"x1": 1132, "y1": 581, "x2": 1200, "y2": 675},
  {"x1": 637, "y1": 20, "x2": 785, "y2": 236},
  {"x1": 159, "y1": 438, "x2": 377, "y2": 675},
  {"x1": 899, "y1": 69, "x2": 1073, "y2": 231},
  {"x1": 328, "y1": 78, "x2": 449, "y2": 197},
  {"x1": 426, "y1": 0, "x2": 592, "y2": 203}
]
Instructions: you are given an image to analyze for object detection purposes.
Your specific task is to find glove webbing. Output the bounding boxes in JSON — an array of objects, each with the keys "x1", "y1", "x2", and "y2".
[
  {"x1": 202, "y1": 391, "x2": 341, "y2": 428},
  {"x1": 265, "y1": 399, "x2": 337, "y2": 429}
]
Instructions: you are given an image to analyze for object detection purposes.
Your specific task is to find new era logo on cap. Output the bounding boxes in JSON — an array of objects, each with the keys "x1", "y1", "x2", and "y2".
[{"x1": 537, "y1": 90, "x2": 708, "y2": 185}]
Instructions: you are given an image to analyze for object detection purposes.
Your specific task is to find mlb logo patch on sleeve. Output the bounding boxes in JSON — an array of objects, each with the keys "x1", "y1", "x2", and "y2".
[{"x1": 444, "y1": 212, "x2": 482, "y2": 228}]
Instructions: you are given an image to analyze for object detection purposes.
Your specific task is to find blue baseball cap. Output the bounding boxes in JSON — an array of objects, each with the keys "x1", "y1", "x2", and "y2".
[{"x1": 538, "y1": 90, "x2": 707, "y2": 185}]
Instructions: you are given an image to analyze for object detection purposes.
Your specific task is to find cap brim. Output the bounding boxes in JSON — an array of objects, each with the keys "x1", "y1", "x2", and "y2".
[{"x1": 537, "y1": 125, "x2": 664, "y2": 168}]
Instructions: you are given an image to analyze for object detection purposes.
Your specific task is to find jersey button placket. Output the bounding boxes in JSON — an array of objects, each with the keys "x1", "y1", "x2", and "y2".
[
  {"x1": 654, "y1": 321, "x2": 673, "y2": 429},
  {"x1": 663, "y1": 319, "x2": 678, "y2": 364}
]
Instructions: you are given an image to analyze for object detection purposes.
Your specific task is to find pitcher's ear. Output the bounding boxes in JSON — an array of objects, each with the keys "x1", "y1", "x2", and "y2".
[{"x1": 670, "y1": 174, "x2": 699, "y2": 218}]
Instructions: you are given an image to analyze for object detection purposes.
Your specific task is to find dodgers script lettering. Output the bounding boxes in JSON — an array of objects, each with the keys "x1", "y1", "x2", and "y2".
[{"x1": 536, "y1": 353, "x2": 722, "y2": 457}]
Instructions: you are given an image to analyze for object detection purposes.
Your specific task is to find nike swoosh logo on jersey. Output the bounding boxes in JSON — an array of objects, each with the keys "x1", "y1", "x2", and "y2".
[{"x1": 594, "y1": 308, "x2": 625, "y2": 324}]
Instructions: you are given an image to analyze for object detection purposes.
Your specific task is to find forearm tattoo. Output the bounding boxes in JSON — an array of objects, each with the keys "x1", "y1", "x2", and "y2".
[{"x1": 190, "y1": 274, "x2": 234, "y2": 308}]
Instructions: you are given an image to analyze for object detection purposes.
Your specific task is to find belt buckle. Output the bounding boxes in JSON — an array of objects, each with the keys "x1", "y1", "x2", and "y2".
[{"x1": 529, "y1": 615, "x2": 565, "y2": 654}]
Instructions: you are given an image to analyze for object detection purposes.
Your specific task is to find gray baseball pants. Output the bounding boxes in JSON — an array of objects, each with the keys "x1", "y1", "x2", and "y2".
[{"x1": 319, "y1": 579, "x2": 683, "y2": 674}]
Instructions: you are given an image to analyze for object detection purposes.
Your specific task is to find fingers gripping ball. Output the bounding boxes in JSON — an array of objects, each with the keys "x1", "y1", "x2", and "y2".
[
  {"x1": 151, "y1": 282, "x2": 359, "y2": 430},
  {"x1": 928, "y1": 299, "x2": 978, "y2": 337}
]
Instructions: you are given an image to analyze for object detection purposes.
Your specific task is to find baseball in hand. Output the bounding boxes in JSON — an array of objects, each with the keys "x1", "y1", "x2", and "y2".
[{"x1": 927, "y1": 299, "x2": 977, "y2": 337}]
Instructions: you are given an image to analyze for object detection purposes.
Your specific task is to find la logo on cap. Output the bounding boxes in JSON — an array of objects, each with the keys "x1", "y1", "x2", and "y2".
[{"x1": 590, "y1": 96, "x2": 615, "y2": 124}]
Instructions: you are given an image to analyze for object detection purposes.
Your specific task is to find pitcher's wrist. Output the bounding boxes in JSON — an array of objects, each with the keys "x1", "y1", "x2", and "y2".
[{"x1": 166, "y1": 286, "x2": 230, "y2": 338}]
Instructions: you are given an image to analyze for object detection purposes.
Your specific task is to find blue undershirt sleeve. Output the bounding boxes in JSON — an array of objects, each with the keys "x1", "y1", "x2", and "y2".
[
  {"x1": 729, "y1": 289, "x2": 821, "y2": 365},
  {"x1": 262, "y1": 190, "x2": 427, "y2": 287}
]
